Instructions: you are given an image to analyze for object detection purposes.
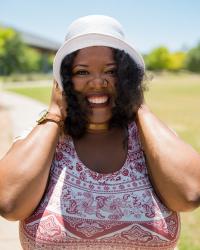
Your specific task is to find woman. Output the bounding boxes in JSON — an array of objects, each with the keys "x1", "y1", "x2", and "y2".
[{"x1": 0, "y1": 15, "x2": 200, "y2": 250}]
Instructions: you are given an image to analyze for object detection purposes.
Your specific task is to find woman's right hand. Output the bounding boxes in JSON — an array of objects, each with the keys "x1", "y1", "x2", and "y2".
[{"x1": 48, "y1": 80, "x2": 67, "y2": 120}]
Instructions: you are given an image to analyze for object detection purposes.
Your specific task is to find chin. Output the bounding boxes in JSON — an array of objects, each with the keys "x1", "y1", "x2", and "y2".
[
  {"x1": 88, "y1": 117, "x2": 111, "y2": 124},
  {"x1": 88, "y1": 112, "x2": 112, "y2": 124}
]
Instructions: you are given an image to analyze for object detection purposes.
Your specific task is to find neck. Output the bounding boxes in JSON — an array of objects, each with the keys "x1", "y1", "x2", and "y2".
[{"x1": 87, "y1": 123, "x2": 109, "y2": 133}]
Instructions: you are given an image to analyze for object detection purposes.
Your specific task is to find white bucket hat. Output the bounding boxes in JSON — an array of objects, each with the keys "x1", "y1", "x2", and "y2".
[{"x1": 53, "y1": 15, "x2": 145, "y2": 89}]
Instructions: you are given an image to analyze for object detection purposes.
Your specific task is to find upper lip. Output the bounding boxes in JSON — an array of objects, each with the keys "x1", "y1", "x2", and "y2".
[{"x1": 85, "y1": 92, "x2": 110, "y2": 98}]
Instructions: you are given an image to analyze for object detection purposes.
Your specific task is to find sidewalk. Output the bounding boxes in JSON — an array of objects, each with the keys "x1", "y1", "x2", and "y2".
[
  {"x1": 0, "y1": 90, "x2": 47, "y2": 249},
  {"x1": 0, "y1": 91, "x2": 47, "y2": 138}
]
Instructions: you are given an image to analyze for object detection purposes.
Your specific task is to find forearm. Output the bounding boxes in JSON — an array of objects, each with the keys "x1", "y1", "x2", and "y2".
[
  {"x1": 0, "y1": 122, "x2": 60, "y2": 220},
  {"x1": 137, "y1": 105, "x2": 200, "y2": 211}
]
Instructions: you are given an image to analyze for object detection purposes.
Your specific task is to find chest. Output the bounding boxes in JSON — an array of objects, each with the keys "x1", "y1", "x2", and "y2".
[
  {"x1": 20, "y1": 123, "x2": 180, "y2": 249},
  {"x1": 20, "y1": 146, "x2": 180, "y2": 249},
  {"x1": 73, "y1": 130, "x2": 128, "y2": 174}
]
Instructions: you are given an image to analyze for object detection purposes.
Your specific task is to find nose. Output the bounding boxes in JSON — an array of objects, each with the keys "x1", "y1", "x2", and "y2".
[{"x1": 88, "y1": 75, "x2": 107, "y2": 89}]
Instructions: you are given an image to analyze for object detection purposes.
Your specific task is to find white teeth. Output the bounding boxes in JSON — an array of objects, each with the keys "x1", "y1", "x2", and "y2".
[{"x1": 88, "y1": 96, "x2": 108, "y2": 104}]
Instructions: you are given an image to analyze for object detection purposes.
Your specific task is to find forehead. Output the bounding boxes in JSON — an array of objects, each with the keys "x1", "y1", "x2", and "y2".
[{"x1": 73, "y1": 46, "x2": 115, "y2": 63}]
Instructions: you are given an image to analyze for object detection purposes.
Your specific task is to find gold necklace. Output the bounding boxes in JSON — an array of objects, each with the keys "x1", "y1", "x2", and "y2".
[{"x1": 87, "y1": 123, "x2": 109, "y2": 132}]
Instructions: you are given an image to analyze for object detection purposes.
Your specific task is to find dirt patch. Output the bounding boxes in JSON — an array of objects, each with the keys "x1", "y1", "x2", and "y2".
[{"x1": 0, "y1": 105, "x2": 13, "y2": 158}]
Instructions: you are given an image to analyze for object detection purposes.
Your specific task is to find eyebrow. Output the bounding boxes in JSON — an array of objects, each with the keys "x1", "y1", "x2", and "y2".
[
  {"x1": 106, "y1": 63, "x2": 117, "y2": 66},
  {"x1": 72, "y1": 62, "x2": 117, "y2": 69},
  {"x1": 72, "y1": 64, "x2": 88, "y2": 69}
]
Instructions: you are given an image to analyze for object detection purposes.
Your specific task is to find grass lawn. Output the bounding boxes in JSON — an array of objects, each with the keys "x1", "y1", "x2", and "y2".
[
  {"x1": 4, "y1": 72, "x2": 200, "y2": 249},
  {"x1": 145, "y1": 72, "x2": 200, "y2": 152},
  {"x1": 4, "y1": 85, "x2": 52, "y2": 105}
]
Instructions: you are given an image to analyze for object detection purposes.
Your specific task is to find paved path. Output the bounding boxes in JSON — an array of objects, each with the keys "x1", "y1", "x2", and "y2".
[
  {"x1": 0, "y1": 91, "x2": 47, "y2": 138},
  {"x1": 0, "y1": 90, "x2": 47, "y2": 249}
]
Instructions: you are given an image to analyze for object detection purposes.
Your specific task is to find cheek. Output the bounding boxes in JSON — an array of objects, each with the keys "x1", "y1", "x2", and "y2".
[{"x1": 72, "y1": 79, "x2": 86, "y2": 92}]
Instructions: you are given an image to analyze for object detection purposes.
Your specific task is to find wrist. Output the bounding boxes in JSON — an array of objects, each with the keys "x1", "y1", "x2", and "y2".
[
  {"x1": 48, "y1": 105, "x2": 67, "y2": 121},
  {"x1": 48, "y1": 106, "x2": 62, "y2": 118},
  {"x1": 36, "y1": 109, "x2": 64, "y2": 129},
  {"x1": 39, "y1": 119, "x2": 63, "y2": 130}
]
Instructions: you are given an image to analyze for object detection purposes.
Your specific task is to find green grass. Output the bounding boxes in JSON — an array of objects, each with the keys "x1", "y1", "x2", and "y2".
[
  {"x1": 179, "y1": 210, "x2": 200, "y2": 250},
  {"x1": 0, "y1": 73, "x2": 52, "y2": 82},
  {"x1": 145, "y1": 73, "x2": 200, "y2": 152},
  {"x1": 4, "y1": 86, "x2": 52, "y2": 105},
  {"x1": 3, "y1": 72, "x2": 200, "y2": 249}
]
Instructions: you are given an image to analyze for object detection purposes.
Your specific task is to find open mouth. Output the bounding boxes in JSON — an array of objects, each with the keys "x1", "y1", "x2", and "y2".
[{"x1": 86, "y1": 94, "x2": 110, "y2": 108}]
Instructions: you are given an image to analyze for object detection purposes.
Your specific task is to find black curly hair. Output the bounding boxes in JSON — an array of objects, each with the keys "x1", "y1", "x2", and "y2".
[{"x1": 60, "y1": 48, "x2": 145, "y2": 139}]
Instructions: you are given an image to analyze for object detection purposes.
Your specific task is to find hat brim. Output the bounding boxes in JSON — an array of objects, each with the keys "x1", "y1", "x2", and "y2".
[{"x1": 53, "y1": 33, "x2": 145, "y2": 89}]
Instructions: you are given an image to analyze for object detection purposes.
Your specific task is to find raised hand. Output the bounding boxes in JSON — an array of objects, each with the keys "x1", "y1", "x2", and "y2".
[{"x1": 48, "y1": 80, "x2": 67, "y2": 121}]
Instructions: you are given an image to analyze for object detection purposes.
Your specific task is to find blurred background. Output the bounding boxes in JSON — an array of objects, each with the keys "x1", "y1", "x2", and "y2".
[{"x1": 0, "y1": 0, "x2": 200, "y2": 249}]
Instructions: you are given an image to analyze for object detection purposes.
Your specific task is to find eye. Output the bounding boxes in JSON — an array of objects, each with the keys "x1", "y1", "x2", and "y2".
[
  {"x1": 74, "y1": 70, "x2": 89, "y2": 76},
  {"x1": 105, "y1": 68, "x2": 117, "y2": 76}
]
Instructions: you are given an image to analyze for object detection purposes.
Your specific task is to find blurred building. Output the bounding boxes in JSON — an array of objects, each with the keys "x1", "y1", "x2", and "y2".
[
  {"x1": 1, "y1": 23, "x2": 60, "y2": 53},
  {"x1": 0, "y1": 23, "x2": 61, "y2": 73},
  {"x1": 18, "y1": 28, "x2": 61, "y2": 72},
  {"x1": 19, "y1": 29, "x2": 60, "y2": 54}
]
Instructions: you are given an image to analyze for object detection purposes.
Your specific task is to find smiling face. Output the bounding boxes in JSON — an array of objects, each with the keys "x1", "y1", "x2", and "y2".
[{"x1": 71, "y1": 46, "x2": 117, "y2": 124}]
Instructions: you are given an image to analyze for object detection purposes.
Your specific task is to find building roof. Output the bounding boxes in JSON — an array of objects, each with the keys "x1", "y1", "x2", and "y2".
[
  {"x1": 1, "y1": 23, "x2": 61, "y2": 52},
  {"x1": 19, "y1": 30, "x2": 61, "y2": 52}
]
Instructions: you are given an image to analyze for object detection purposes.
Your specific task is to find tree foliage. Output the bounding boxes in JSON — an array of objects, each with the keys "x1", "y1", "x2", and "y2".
[
  {"x1": 0, "y1": 26, "x2": 53, "y2": 75},
  {"x1": 22, "y1": 47, "x2": 42, "y2": 73},
  {"x1": 145, "y1": 46, "x2": 186, "y2": 72},
  {"x1": 185, "y1": 43, "x2": 200, "y2": 73},
  {"x1": 145, "y1": 47, "x2": 171, "y2": 70},
  {"x1": 168, "y1": 52, "x2": 186, "y2": 71},
  {"x1": 0, "y1": 27, "x2": 25, "y2": 75}
]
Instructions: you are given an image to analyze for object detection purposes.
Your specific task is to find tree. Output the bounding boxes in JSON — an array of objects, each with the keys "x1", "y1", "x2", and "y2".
[
  {"x1": 145, "y1": 47, "x2": 171, "y2": 71},
  {"x1": 22, "y1": 47, "x2": 41, "y2": 73},
  {"x1": 0, "y1": 27, "x2": 25, "y2": 75},
  {"x1": 0, "y1": 26, "x2": 53, "y2": 75},
  {"x1": 168, "y1": 52, "x2": 186, "y2": 71},
  {"x1": 185, "y1": 42, "x2": 200, "y2": 73}
]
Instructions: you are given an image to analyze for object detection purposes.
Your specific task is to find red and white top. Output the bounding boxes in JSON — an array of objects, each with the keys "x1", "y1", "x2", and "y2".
[{"x1": 19, "y1": 122, "x2": 180, "y2": 249}]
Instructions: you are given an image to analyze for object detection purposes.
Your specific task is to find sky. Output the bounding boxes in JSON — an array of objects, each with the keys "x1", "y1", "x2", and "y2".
[{"x1": 0, "y1": 0, "x2": 200, "y2": 53}]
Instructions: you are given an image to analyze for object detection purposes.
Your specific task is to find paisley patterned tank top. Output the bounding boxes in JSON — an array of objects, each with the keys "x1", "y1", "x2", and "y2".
[{"x1": 19, "y1": 122, "x2": 180, "y2": 249}]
